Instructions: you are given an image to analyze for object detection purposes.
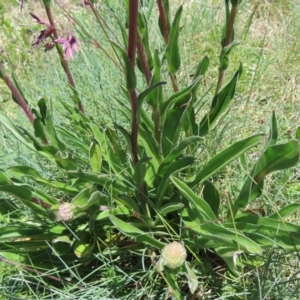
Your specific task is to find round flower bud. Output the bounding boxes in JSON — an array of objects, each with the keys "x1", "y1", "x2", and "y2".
[
  {"x1": 161, "y1": 241, "x2": 187, "y2": 269},
  {"x1": 58, "y1": 203, "x2": 74, "y2": 221}
]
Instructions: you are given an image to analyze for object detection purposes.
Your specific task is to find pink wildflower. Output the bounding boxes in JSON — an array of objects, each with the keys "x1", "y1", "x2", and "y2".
[
  {"x1": 55, "y1": 35, "x2": 79, "y2": 59},
  {"x1": 30, "y1": 13, "x2": 56, "y2": 46}
]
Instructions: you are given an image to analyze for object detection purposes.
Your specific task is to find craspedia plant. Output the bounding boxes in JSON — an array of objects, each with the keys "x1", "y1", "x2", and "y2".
[
  {"x1": 58, "y1": 202, "x2": 74, "y2": 222},
  {"x1": 160, "y1": 241, "x2": 187, "y2": 270}
]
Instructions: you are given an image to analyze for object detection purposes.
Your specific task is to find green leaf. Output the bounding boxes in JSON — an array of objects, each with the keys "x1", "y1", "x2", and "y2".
[
  {"x1": 193, "y1": 56, "x2": 210, "y2": 81},
  {"x1": 165, "y1": 6, "x2": 183, "y2": 74},
  {"x1": 133, "y1": 156, "x2": 152, "y2": 186},
  {"x1": 56, "y1": 126, "x2": 89, "y2": 153},
  {"x1": 268, "y1": 111, "x2": 278, "y2": 146},
  {"x1": 219, "y1": 41, "x2": 240, "y2": 72},
  {"x1": 0, "y1": 170, "x2": 12, "y2": 185},
  {"x1": 182, "y1": 207, "x2": 262, "y2": 254},
  {"x1": 71, "y1": 186, "x2": 97, "y2": 207},
  {"x1": 198, "y1": 64, "x2": 242, "y2": 136},
  {"x1": 0, "y1": 185, "x2": 49, "y2": 217},
  {"x1": 43, "y1": 98, "x2": 67, "y2": 151},
  {"x1": 137, "y1": 82, "x2": 166, "y2": 121},
  {"x1": 157, "y1": 157, "x2": 195, "y2": 207},
  {"x1": 159, "y1": 203, "x2": 184, "y2": 216},
  {"x1": 0, "y1": 113, "x2": 36, "y2": 151},
  {"x1": 111, "y1": 41, "x2": 136, "y2": 90},
  {"x1": 203, "y1": 181, "x2": 220, "y2": 217},
  {"x1": 296, "y1": 127, "x2": 300, "y2": 141},
  {"x1": 7, "y1": 166, "x2": 78, "y2": 195},
  {"x1": 109, "y1": 215, "x2": 165, "y2": 249},
  {"x1": 96, "y1": 206, "x2": 130, "y2": 220},
  {"x1": 269, "y1": 203, "x2": 300, "y2": 221},
  {"x1": 158, "y1": 136, "x2": 202, "y2": 176},
  {"x1": 74, "y1": 234, "x2": 94, "y2": 258},
  {"x1": 235, "y1": 140, "x2": 300, "y2": 209},
  {"x1": 146, "y1": 50, "x2": 162, "y2": 108},
  {"x1": 191, "y1": 135, "x2": 263, "y2": 186},
  {"x1": 162, "y1": 94, "x2": 192, "y2": 156},
  {"x1": 171, "y1": 177, "x2": 216, "y2": 220},
  {"x1": 68, "y1": 170, "x2": 133, "y2": 194},
  {"x1": 89, "y1": 138, "x2": 102, "y2": 172},
  {"x1": 184, "y1": 261, "x2": 198, "y2": 294}
]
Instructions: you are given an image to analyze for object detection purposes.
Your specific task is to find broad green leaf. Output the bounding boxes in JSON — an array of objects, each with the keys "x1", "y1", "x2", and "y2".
[
  {"x1": 0, "y1": 226, "x2": 44, "y2": 241},
  {"x1": 133, "y1": 157, "x2": 152, "y2": 186},
  {"x1": 89, "y1": 138, "x2": 102, "y2": 172},
  {"x1": 146, "y1": 50, "x2": 162, "y2": 108},
  {"x1": 268, "y1": 111, "x2": 278, "y2": 146},
  {"x1": 0, "y1": 113, "x2": 36, "y2": 151},
  {"x1": 191, "y1": 135, "x2": 263, "y2": 187},
  {"x1": 234, "y1": 214, "x2": 300, "y2": 234},
  {"x1": 71, "y1": 185, "x2": 97, "y2": 207},
  {"x1": 184, "y1": 261, "x2": 198, "y2": 294},
  {"x1": 215, "y1": 246, "x2": 243, "y2": 274},
  {"x1": 165, "y1": 6, "x2": 183, "y2": 74},
  {"x1": 162, "y1": 95, "x2": 192, "y2": 156},
  {"x1": 74, "y1": 234, "x2": 94, "y2": 258},
  {"x1": 203, "y1": 181, "x2": 220, "y2": 217},
  {"x1": 43, "y1": 98, "x2": 67, "y2": 151},
  {"x1": 171, "y1": 177, "x2": 216, "y2": 220},
  {"x1": 235, "y1": 140, "x2": 300, "y2": 209},
  {"x1": 219, "y1": 41, "x2": 240, "y2": 72},
  {"x1": 56, "y1": 126, "x2": 89, "y2": 153},
  {"x1": 226, "y1": 221, "x2": 300, "y2": 251},
  {"x1": 0, "y1": 170, "x2": 11, "y2": 185},
  {"x1": 68, "y1": 170, "x2": 133, "y2": 193},
  {"x1": 158, "y1": 136, "x2": 202, "y2": 176},
  {"x1": 182, "y1": 208, "x2": 261, "y2": 253},
  {"x1": 111, "y1": 41, "x2": 136, "y2": 90},
  {"x1": 296, "y1": 127, "x2": 300, "y2": 140},
  {"x1": 159, "y1": 203, "x2": 184, "y2": 216},
  {"x1": 137, "y1": 82, "x2": 166, "y2": 121},
  {"x1": 7, "y1": 166, "x2": 78, "y2": 195},
  {"x1": 193, "y1": 56, "x2": 210, "y2": 81},
  {"x1": 96, "y1": 206, "x2": 130, "y2": 220},
  {"x1": 269, "y1": 203, "x2": 300, "y2": 221},
  {"x1": 55, "y1": 151, "x2": 77, "y2": 170},
  {"x1": 157, "y1": 157, "x2": 195, "y2": 207},
  {"x1": 0, "y1": 185, "x2": 49, "y2": 217},
  {"x1": 161, "y1": 76, "x2": 202, "y2": 119},
  {"x1": 109, "y1": 215, "x2": 165, "y2": 249},
  {"x1": 33, "y1": 116, "x2": 47, "y2": 142},
  {"x1": 198, "y1": 64, "x2": 242, "y2": 136}
]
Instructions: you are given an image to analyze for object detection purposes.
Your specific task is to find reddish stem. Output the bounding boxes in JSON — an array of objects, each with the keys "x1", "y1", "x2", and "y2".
[
  {"x1": 3, "y1": 75, "x2": 35, "y2": 123},
  {"x1": 215, "y1": 4, "x2": 238, "y2": 94},
  {"x1": 157, "y1": 0, "x2": 169, "y2": 44},
  {"x1": 127, "y1": 0, "x2": 139, "y2": 166}
]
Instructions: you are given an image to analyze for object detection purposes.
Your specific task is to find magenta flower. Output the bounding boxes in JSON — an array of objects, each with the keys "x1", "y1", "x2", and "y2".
[
  {"x1": 55, "y1": 35, "x2": 79, "y2": 60},
  {"x1": 82, "y1": 0, "x2": 90, "y2": 7},
  {"x1": 30, "y1": 13, "x2": 56, "y2": 46}
]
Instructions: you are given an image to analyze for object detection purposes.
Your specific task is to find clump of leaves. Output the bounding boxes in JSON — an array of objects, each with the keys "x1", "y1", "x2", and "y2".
[{"x1": 0, "y1": 0, "x2": 300, "y2": 299}]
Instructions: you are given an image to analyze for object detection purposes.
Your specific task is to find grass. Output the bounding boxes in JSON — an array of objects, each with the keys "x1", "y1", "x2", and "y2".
[{"x1": 1, "y1": 0, "x2": 300, "y2": 299}]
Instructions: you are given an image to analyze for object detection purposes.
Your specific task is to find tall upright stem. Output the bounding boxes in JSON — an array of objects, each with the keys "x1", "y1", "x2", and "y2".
[
  {"x1": 137, "y1": 32, "x2": 152, "y2": 85},
  {"x1": 127, "y1": 0, "x2": 139, "y2": 166},
  {"x1": 215, "y1": 4, "x2": 238, "y2": 94},
  {"x1": 157, "y1": 0, "x2": 169, "y2": 44}
]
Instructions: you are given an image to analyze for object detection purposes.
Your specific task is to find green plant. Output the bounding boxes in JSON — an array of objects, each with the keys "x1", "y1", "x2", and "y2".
[{"x1": 0, "y1": 0, "x2": 300, "y2": 298}]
